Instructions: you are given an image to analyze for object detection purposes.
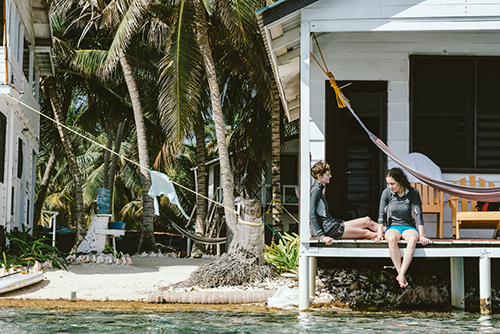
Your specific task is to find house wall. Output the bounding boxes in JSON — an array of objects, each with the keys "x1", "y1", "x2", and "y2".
[
  {"x1": 304, "y1": 0, "x2": 500, "y2": 238},
  {"x1": 0, "y1": 95, "x2": 37, "y2": 231},
  {"x1": 0, "y1": 0, "x2": 42, "y2": 232}
]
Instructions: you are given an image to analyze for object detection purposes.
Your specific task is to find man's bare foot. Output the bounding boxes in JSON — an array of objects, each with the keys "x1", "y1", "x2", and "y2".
[{"x1": 396, "y1": 274, "x2": 408, "y2": 288}]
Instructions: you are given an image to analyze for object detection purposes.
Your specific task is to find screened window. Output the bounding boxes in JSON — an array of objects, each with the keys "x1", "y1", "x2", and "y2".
[{"x1": 411, "y1": 56, "x2": 500, "y2": 172}]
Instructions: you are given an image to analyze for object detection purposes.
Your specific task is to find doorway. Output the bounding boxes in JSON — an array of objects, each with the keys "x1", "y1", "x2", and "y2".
[{"x1": 325, "y1": 81, "x2": 387, "y2": 220}]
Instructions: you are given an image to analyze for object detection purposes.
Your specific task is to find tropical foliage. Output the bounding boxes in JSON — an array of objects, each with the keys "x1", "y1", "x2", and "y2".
[
  {"x1": 265, "y1": 232, "x2": 299, "y2": 274},
  {"x1": 1, "y1": 228, "x2": 67, "y2": 270},
  {"x1": 33, "y1": 0, "x2": 285, "y2": 261}
]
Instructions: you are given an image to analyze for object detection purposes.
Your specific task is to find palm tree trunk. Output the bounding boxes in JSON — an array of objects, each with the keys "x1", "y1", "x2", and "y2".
[
  {"x1": 42, "y1": 76, "x2": 86, "y2": 251},
  {"x1": 102, "y1": 128, "x2": 114, "y2": 189},
  {"x1": 190, "y1": 113, "x2": 207, "y2": 257},
  {"x1": 194, "y1": 0, "x2": 236, "y2": 248},
  {"x1": 271, "y1": 81, "x2": 283, "y2": 243},
  {"x1": 108, "y1": 119, "x2": 126, "y2": 221},
  {"x1": 119, "y1": 54, "x2": 156, "y2": 253},
  {"x1": 33, "y1": 144, "x2": 57, "y2": 230}
]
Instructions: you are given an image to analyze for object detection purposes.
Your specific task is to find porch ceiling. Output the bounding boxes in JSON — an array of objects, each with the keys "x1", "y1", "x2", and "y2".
[
  {"x1": 30, "y1": 0, "x2": 54, "y2": 76},
  {"x1": 256, "y1": 0, "x2": 319, "y2": 122}
]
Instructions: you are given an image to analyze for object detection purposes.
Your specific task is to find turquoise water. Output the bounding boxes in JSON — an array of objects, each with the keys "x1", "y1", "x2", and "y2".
[{"x1": 0, "y1": 309, "x2": 499, "y2": 333}]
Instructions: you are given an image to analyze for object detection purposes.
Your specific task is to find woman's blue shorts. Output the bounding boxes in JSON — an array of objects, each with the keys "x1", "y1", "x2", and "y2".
[{"x1": 386, "y1": 225, "x2": 418, "y2": 235}]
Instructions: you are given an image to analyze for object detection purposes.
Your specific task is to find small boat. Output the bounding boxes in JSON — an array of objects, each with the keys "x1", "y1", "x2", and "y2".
[{"x1": 0, "y1": 272, "x2": 44, "y2": 295}]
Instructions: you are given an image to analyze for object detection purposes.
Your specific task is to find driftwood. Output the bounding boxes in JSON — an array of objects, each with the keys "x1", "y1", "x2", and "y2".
[{"x1": 396, "y1": 285, "x2": 449, "y2": 309}]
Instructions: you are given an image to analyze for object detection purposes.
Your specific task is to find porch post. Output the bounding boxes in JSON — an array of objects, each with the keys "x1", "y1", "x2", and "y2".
[
  {"x1": 479, "y1": 254, "x2": 491, "y2": 315},
  {"x1": 309, "y1": 256, "x2": 317, "y2": 298},
  {"x1": 450, "y1": 257, "x2": 465, "y2": 309},
  {"x1": 298, "y1": 21, "x2": 311, "y2": 311}
]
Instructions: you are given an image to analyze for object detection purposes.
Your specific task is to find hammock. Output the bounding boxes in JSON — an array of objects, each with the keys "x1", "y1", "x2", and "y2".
[
  {"x1": 149, "y1": 170, "x2": 227, "y2": 244},
  {"x1": 165, "y1": 216, "x2": 226, "y2": 245},
  {"x1": 344, "y1": 98, "x2": 500, "y2": 202},
  {"x1": 310, "y1": 33, "x2": 500, "y2": 202}
]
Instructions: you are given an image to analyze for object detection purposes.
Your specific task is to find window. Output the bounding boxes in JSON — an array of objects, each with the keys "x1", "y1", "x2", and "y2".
[
  {"x1": 411, "y1": 56, "x2": 500, "y2": 172},
  {"x1": 17, "y1": 138, "x2": 23, "y2": 179},
  {"x1": 0, "y1": 113, "x2": 6, "y2": 183}
]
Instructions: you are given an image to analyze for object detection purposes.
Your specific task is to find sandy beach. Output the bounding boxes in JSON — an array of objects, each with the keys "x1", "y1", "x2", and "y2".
[{"x1": 0, "y1": 256, "x2": 213, "y2": 302}]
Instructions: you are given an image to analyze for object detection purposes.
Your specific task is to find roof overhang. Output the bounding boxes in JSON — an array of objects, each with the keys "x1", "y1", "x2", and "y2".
[{"x1": 256, "y1": 0, "x2": 319, "y2": 122}]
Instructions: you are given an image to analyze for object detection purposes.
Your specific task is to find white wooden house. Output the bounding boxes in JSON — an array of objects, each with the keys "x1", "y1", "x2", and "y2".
[
  {"x1": 0, "y1": 0, "x2": 53, "y2": 233},
  {"x1": 257, "y1": 0, "x2": 500, "y2": 239},
  {"x1": 257, "y1": 0, "x2": 500, "y2": 311}
]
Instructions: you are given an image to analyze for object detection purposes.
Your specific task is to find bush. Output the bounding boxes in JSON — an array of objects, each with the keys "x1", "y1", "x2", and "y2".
[
  {"x1": 265, "y1": 232, "x2": 299, "y2": 274},
  {"x1": 1, "y1": 228, "x2": 67, "y2": 270}
]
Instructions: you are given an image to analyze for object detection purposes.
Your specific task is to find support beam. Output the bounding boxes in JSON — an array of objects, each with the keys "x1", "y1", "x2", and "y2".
[
  {"x1": 271, "y1": 27, "x2": 300, "y2": 52},
  {"x1": 298, "y1": 21, "x2": 311, "y2": 311},
  {"x1": 299, "y1": 254, "x2": 309, "y2": 310},
  {"x1": 309, "y1": 256, "x2": 317, "y2": 298},
  {"x1": 450, "y1": 257, "x2": 465, "y2": 309},
  {"x1": 479, "y1": 254, "x2": 491, "y2": 315}
]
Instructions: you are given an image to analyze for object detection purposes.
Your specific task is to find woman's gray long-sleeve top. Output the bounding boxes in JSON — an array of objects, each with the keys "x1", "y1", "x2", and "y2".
[
  {"x1": 378, "y1": 187, "x2": 424, "y2": 227},
  {"x1": 310, "y1": 180, "x2": 332, "y2": 236}
]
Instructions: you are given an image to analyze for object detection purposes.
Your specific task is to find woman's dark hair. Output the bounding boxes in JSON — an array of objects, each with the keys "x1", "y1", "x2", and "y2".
[{"x1": 386, "y1": 167, "x2": 412, "y2": 190}]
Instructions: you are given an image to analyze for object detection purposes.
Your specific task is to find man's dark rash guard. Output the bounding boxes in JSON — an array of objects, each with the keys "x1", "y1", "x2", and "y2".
[
  {"x1": 310, "y1": 180, "x2": 332, "y2": 236},
  {"x1": 378, "y1": 187, "x2": 424, "y2": 227}
]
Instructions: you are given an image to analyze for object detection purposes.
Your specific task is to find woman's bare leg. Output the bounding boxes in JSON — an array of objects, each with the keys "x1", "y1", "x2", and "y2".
[
  {"x1": 343, "y1": 216, "x2": 378, "y2": 232},
  {"x1": 341, "y1": 225, "x2": 377, "y2": 239},
  {"x1": 384, "y1": 229, "x2": 403, "y2": 285},
  {"x1": 396, "y1": 229, "x2": 419, "y2": 288}
]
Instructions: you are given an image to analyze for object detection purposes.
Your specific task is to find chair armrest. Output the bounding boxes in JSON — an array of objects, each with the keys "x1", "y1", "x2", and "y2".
[
  {"x1": 448, "y1": 197, "x2": 459, "y2": 211},
  {"x1": 448, "y1": 197, "x2": 459, "y2": 228}
]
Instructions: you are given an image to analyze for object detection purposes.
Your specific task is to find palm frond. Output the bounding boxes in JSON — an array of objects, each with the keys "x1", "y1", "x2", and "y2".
[
  {"x1": 157, "y1": 0, "x2": 203, "y2": 142},
  {"x1": 104, "y1": 0, "x2": 151, "y2": 75},
  {"x1": 216, "y1": 0, "x2": 260, "y2": 44}
]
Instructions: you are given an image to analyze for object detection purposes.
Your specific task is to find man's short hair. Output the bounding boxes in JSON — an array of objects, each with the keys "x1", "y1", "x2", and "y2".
[{"x1": 311, "y1": 161, "x2": 330, "y2": 179}]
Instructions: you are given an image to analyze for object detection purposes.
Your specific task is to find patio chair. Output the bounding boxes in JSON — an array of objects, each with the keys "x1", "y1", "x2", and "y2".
[
  {"x1": 448, "y1": 175, "x2": 500, "y2": 239},
  {"x1": 411, "y1": 182, "x2": 445, "y2": 238}
]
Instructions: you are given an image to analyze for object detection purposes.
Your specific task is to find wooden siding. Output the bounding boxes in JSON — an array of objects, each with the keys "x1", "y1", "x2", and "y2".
[
  {"x1": 0, "y1": 48, "x2": 5, "y2": 85},
  {"x1": 304, "y1": 0, "x2": 500, "y2": 32}
]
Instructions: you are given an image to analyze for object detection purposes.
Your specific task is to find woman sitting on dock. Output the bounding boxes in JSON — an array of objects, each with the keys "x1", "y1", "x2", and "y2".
[
  {"x1": 310, "y1": 161, "x2": 378, "y2": 245},
  {"x1": 376, "y1": 167, "x2": 430, "y2": 288}
]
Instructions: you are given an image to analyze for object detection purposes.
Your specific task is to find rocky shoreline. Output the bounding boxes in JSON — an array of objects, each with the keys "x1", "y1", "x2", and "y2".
[{"x1": 313, "y1": 264, "x2": 500, "y2": 312}]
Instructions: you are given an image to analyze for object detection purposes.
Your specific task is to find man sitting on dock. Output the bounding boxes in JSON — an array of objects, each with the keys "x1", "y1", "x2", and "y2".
[{"x1": 310, "y1": 161, "x2": 378, "y2": 245}]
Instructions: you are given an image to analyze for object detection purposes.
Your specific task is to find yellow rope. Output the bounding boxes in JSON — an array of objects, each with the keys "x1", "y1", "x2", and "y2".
[
  {"x1": 310, "y1": 33, "x2": 350, "y2": 109},
  {"x1": 221, "y1": 172, "x2": 243, "y2": 198},
  {"x1": 237, "y1": 216, "x2": 263, "y2": 226},
  {"x1": 266, "y1": 198, "x2": 282, "y2": 214}
]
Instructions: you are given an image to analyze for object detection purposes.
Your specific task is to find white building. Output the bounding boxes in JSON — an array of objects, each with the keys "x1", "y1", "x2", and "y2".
[
  {"x1": 0, "y1": 0, "x2": 53, "y2": 233},
  {"x1": 257, "y1": 0, "x2": 500, "y2": 312},
  {"x1": 257, "y1": 0, "x2": 500, "y2": 239}
]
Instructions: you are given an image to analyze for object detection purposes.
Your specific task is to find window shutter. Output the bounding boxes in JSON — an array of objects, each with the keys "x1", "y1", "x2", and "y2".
[
  {"x1": 412, "y1": 57, "x2": 474, "y2": 169},
  {"x1": 477, "y1": 59, "x2": 500, "y2": 168}
]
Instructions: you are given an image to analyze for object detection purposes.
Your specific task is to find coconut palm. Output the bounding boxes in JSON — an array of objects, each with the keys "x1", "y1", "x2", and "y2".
[{"x1": 51, "y1": 0, "x2": 161, "y2": 252}]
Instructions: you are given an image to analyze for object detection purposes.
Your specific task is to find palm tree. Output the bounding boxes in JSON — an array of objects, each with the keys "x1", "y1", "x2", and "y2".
[
  {"x1": 41, "y1": 76, "x2": 87, "y2": 251},
  {"x1": 51, "y1": 0, "x2": 158, "y2": 252}
]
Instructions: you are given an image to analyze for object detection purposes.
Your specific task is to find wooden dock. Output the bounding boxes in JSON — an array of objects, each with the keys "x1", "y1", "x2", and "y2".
[{"x1": 299, "y1": 238, "x2": 500, "y2": 314}]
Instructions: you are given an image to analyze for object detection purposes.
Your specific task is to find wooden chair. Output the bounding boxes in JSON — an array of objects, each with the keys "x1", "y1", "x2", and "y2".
[
  {"x1": 448, "y1": 175, "x2": 500, "y2": 239},
  {"x1": 411, "y1": 182, "x2": 445, "y2": 239}
]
